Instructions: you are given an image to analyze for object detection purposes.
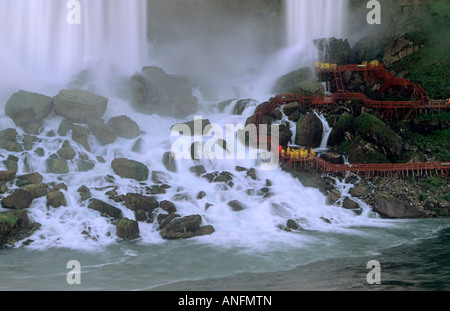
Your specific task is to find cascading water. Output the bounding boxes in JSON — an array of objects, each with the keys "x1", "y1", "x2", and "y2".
[
  {"x1": 285, "y1": 0, "x2": 349, "y2": 47},
  {"x1": 0, "y1": 0, "x2": 149, "y2": 101},
  {"x1": 0, "y1": 1, "x2": 440, "y2": 291}
]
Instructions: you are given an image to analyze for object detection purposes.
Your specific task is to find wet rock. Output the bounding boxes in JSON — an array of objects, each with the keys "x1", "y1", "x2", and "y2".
[
  {"x1": 16, "y1": 172, "x2": 43, "y2": 187},
  {"x1": 129, "y1": 66, "x2": 198, "y2": 118},
  {"x1": 124, "y1": 193, "x2": 159, "y2": 212},
  {"x1": 0, "y1": 170, "x2": 16, "y2": 182},
  {"x1": 195, "y1": 225, "x2": 215, "y2": 236},
  {"x1": 116, "y1": 218, "x2": 140, "y2": 240},
  {"x1": 46, "y1": 157, "x2": 69, "y2": 174},
  {"x1": 22, "y1": 135, "x2": 38, "y2": 151},
  {"x1": 0, "y1": 128, "x2": 23, "y2": 152},
  {"x1": 162, "y1": 151, "x2": 177, "y2": 172},
  {"x1": 88, "y1": 199, "x2": 123, "y2": 219},
  {"x1": 57, "y1": 141, "x2": 76, "y2": 160},
  {"x1": 227, "y1": 200, "x2": 246, "y2": 211},
  {"x1": 272, "y1": 67, "x2": 313, "y2": 94},
  {"x1": 286, "y1": 219, "x2": 302, "y2": 231},
  {"x1": 77, "y1": 185, "x2": 92, "y2": 201},
  {"x1": 111, "y1": 158, "x2": 149, "y2": 181},
  {"x1": 326, "y1": 189, "x2": 341, "y2": 205},
  {"x1": 232, "y1": 99, "x2": 258, "y2": 115},
  {"x1": 160, "y1": 214, "x2": 207, "y2": 239},
  {"x1": 76, "y1": 159, "x2": 95, "y2": 172},
  {"x1": 0, "y1": 210, "x2": 40, "y2": 245},
  {"x1": 107, "y1": 115, "x2": 140, "y2": 139},
  {"x1": 189, "y1": 165, "x2": 207, "y2": 176},
  {"x1": 21, "y1": 183, "x2": 49, "y2": 199},
  {"x1": 87, "y1": 119, "x2": 117, "y2": 145},
  {"x1": 296, "y1": 113, "x2": 323, "y2": 148},
  {"x1": 71, "y1": 124, "x2": 90, "y2": 152},
  {"x1": 151, "y1": 170, "x2": 170, "y2": 184},
  {"x1": 349, "y1": 183, "x2": 371, "y2": 198},
  {"x1": 1, "y1": 189, "x2": 34, "y2": 209},
  {"x1": 158, "y1": 212, "x2": 181, "y2": 230},
  {"x1": 46, "y1": 190, "x2": 67, "y2": 208},
  {"x1": 197, "y1": 191, "x2": 206, "y2": 200},
  {"x1": 58, "y1": 119, "x2": 73, "y2": 136},
  {"x1": 372, "y1": 194, "x2": 432, "y2": 218},
  {"x1": 342, "y1": 197, "x2": 360, "y2": 210},
  {"x1": 160, "y1": 200, "x2": 177, "y2": 213},
  {"x1": 246, "y1": 167, "x2": 257, "y2": 180},
  {"x1": 5, "y1": 90, "x2": 53, "y2": 134},
  {"x1": 53, "y1": 89, "x2": 108, "y2": 123}
]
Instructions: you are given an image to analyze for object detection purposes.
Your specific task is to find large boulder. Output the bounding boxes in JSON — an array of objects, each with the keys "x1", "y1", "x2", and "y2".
[
  {"x1": 372, "y1": 194, "x2": 432, "y2": 218},
  {"x1": 295, "y1": 113, "x2": 324, "y2": 148},
  {"x1": 107, "y1": 115, "x2": 140, "y2": 139},
  {"x1": 87, "y1": 199, "x2": 123, "y2": 219},
  {"x1": 46, "y1": 190, "x2": 67, "y2": 208},
  {"x1": 159, "y1": 214, "x2": 213, "y2": 239},
  {"x1": 53, "y1": 89, "x2": 108, "y2": 123},
  {"x1": 129, "y1": 66, "x2": 199, "y2": 118},
  {"x1": 87, "y1": 119, "x2": 117, "y2": 145},
  {"x1": 382, "y1": 36, "x2": 416, "y2": 68},
  {"x1": 271, "y1": 67, "x2": 313, "y2": 94},
  {"x1": 46, "y1": 156, "x2": 69, "y2": 174},
  {"x1": 354, "y1": 113, "x2": 403, "y2": 158},
  {"x1": 111, "y1": 158, "x2": 149, "y2": 181},
  {"x1": 1, "y1": 189, "x2": 34, "y2": 209},
  {"x1": 116, "y1": 218, "x2": 140, "y2": 240},
  {"x1": 5, "y1": 90, "x2": 53, "y2": 134},
  {"x1": 124, "y1": 193, "x2": 159, "y2": 212},
  {"x1": 0, "y1": 128, "x2": 23, "y2": 152},
  {"x1": 71, "y1": 125, "x2": 90, "y2": 152},
  {"x1": 16, "y1": 172, "x2": 43, "y2": 187},
  {"x1": 0, "y1": 210, "x2": 40, "y2": 245}
]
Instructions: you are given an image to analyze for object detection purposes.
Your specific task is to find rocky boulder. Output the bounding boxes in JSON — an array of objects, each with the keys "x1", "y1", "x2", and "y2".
[
  {"x1": 159, "y1": 214, "x2": 214, "y2": 239},
  {"x1": 124, "y1": 193, "x2": 159, "y2": 212},
  {"x1": 53, "y1": 89, "x2": 108, "y2": 123},
  {"x1": 0, "y1": 210, "x2": 40, "y2": 245},
  {"x1": 271, "y1": 67, "x2": 313, "y2": 94},
  {"x1": 354, "y1": 113, "x2": 403, "y2": 158},
  {"x1": 107, "y1": 115, "x2": 140, "y2": 139},
  {"x1": 87, "y1": 119, "x2": 117, "y2": 145},
  {"x1": 1, "y1": 189, "x2": 34, "y2": 209},
  {"x1": 5, "y1": 90, "x2": 53, "y2": 134},
  {"x1": 372, "y1": 194, "x2": 433, "y2": 218},
  {"x1": 129, "y1": 66, "x2": 198, "y2": 118},
  {"x1": 116, "y1": 218, "x2": 140, "y2": 240},
  {"x1": 0, "y1": 128, "x2": 23, "y2": 152},
  {"x1": 46, "y1": 190, "x2": 67, "y2": 208},
  {"x1": 88, "y1": 199, "x2": 123, "y2": 219},
  {"x1": 71, "y1": 125, "x2": 90, "y2": 152},
  {"x1": 111, "y1": 158, "x2": 149, "y2": 181},
  {"x1": 295, "y1": 113, "x2": 323, "y2": 148}
]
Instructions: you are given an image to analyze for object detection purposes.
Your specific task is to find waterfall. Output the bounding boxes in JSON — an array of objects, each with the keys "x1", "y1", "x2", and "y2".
[
  {"x1": 0, "y1": 0, "x2": 149, "y2": 98},
  {"x1": 285, "y1": 0, "x2": 349, "y2": 47}
]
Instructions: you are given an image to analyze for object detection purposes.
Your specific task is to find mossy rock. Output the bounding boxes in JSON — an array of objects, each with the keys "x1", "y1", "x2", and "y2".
[
  {"x1": 46, "y1": 157, "x2": 69, "y2": 174},
  {"x1": 116, "y1": 218, "x2": 140, "y2": 240},
  {"x1": 0, "y1": 210, "x2": 40, "y2": 245},
  {"x1": 88, "y1": 199, "x2": 123, "y2": 219},
  {"x1": 111, "y1": 158, "x2": 149, "y2": 181}
]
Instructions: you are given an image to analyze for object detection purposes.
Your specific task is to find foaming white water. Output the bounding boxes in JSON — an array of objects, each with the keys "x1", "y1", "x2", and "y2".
[{"x1": 3, "y1": 0, "x2": 399, "y2": 253}]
